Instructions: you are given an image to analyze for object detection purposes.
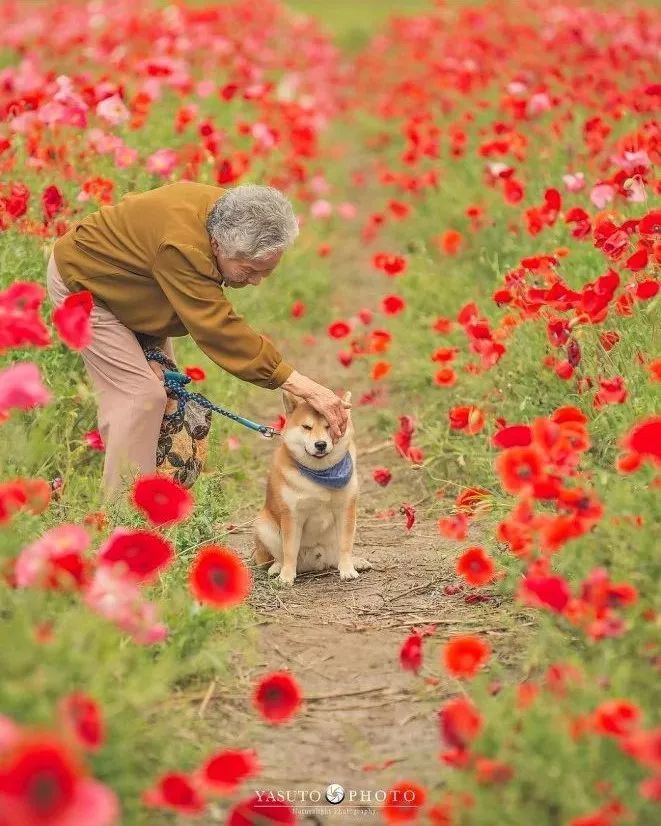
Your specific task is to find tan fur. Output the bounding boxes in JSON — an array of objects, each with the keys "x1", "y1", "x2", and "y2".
[{"x1": 252, "y1": 391, "x2": 371, "y2": 585}]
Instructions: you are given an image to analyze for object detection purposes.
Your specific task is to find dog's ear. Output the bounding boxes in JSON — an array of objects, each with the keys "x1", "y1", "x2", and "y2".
[{"x1": 282, "y1": 390, "x2": 299, "y2": 415}]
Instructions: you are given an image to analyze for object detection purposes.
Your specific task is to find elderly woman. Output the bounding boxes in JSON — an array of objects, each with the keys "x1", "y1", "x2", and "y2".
[{"x1": 46, "y1": 182, "x2": 348, "y2": 496}]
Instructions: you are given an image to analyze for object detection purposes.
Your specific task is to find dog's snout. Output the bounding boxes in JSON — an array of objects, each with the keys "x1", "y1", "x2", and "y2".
[{"x1": 314, "y1": 440, "x2": 328, "y2": 452}]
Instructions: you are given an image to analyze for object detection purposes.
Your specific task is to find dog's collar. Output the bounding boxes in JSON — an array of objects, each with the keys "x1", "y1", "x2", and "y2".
[{"x1": 294, "y1": 452, "x2": 353, "y2": 489}]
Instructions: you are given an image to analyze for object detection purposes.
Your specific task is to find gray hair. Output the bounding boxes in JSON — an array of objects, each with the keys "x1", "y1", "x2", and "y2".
[{"x1": 206, "y1": 184, "x2": 299, "y2": 260}]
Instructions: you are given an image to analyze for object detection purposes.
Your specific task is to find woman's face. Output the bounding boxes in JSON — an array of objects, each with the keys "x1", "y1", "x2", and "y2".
[{"x1": 211, "y1": 240, "x2": 282, "y2": 288}]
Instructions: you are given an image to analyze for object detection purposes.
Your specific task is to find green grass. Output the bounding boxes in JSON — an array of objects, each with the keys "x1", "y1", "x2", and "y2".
[{"x1": 284, "y1": 0, "x2": 432, "y2": 49}]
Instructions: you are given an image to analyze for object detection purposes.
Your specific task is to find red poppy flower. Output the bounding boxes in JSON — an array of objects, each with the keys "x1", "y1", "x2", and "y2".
[
  {"x1": 0, "y1": 733, "x2": 80, "y2": 822},
  {"x1": 401, "y1": 503, "x2": 416, "y2": 530},
  {"x1": 457, "y1": 302, "x2": 480, "y2": 326},
  {"x1": 437, "y1": 513, "x2": 469, "y2": 540},
  {"x1": 438, "y1": 696, "x2": 482, "y2": 750},
  {"x1": 639, "y1": 209, "x2": 661, "y2": 235},
  {"x1": 554, "y1": 360, "x2": 574, "y2": 380},
  {"x1": 0, "y1": 731, "x2": 116, "y2": 825},
  {"x1": 19, "y1": 479, "x2": 50, "y2": 515},
  {"x1": 592, "y1": 700, "x2": 640, "y2": 738},
  {"x1": 58, "y1": 694, "x2": 105, "y2": 752},
  {"x1": 599, "y1": 331, "x2": 620, "y2": 352},
  {"x1": 371, "y1": 361, "x2": 391, "y2": 380},
  {"x1": 189, "y1": 545, "x2": 251, "y2": 609},
  {"x1": 200, "y1": 749, "x2": 260, "y2": 794},
  {"x1": 456, "y1": 547, "x2": 495, "y2": 587},
  {"x1": 400, "y1": 632, "x2": 423, "y2": 673},
  {"x1": 594, "y1": 376, "x2": 627, "y2": 408},
  {"x1": 648, "y1": 359, "x2": 661, "y2": 382},
  {"x1": 83, "y1": 429, "x2": 105, "y2": 451},
  {"x1": 431, "y1": 346, "x2": 458, "y2": 363},
  {"x1": 370, "y1": 328, "x2": 392, "y2": 353},
  {"x1": 616, "y1": 452, "x2": 643, "y2": 474},
  {"x1": 635, "y1": 279, "x2": 658, "y2": 300},
  {"x1": 0, "y1": 480, "x2": 27, "y2": 524},
  {"x1": 475, "y1": 757, "x2": 513, "y2": 784},
  {"x1": 131, "y1": 475, "x2": 194, "y2": 526},
  {"x1": 496, "y1": 446, "x2": 546, "y2": 495},
  {"x1": 620, "y1": 727, "x2": 661, "y2": 771},
  {"x1": 381, "y1": 294, "x2": 406, "y2": 315},
  {"x1": 551, "y1": 406, "x2": 587, "y2": 426},
  {"x1": 434, "y1": 368, "x2": 457, "y2": 387},
  {"x1": 623, "y1": 416, "x2": 661, "y2": 464},
  {"x1": 227, "y1": 794, "x2": 296, "y2": 825},
  {"x1": 328, "y1": 320, "x2": 351, "y2": 339},
  {"x1": 372, "y1": 467, "x2": 392, "y2": 486},
  {"x1": 42, "y1": 185, "x2": 65, "y2": 220},
  {"x1": 519, "y1": 574, "x2": 571, "y2": 612},
  {"x1": 436, "y1": 229, "x2": 463, "y2": 255},
  {"x1": 491, "y1": 425, "x2": 532, "y2": 449},
  {"x1": 432, "y1": 317, "x2": 453, "y2": 334},
  {"x1": 142, "y1": 772, "x2": 205, "y2": 814},
  {"x1": 99, "y1": 529, "x2": 174, "y2": 583},
  {"x1": 388, "y1": 200, "x2": 410, "y2": 219},
  {"x1": 184, "y1": 366, "x2": 206, "y2": 381},
  {"x1": 640, "y1": 777, "x2": 661, "y2": 802},
  {"x1": 448, "y1": 405, "x2": 485, "y2": 435},
  {"x1": 290, "y1": 300, "x2": 306, "y2": 319},
  {"x1": 626, "y1": 248, "x2": 648, "y2": 271},
  {"x1": 442, "y1": 635, "x2": 490, "y2": 679},
  {"x1": 52, "y1": 291, "x2": 93, "y2": 350},
  {"x1": 381, "y1": 781, "x2": 427, "y2": 823},
  {"x1": 372, "y1": 253, "x2": 407, "y2": 276},
  {"x1": 252, "y1": 671, "x2": 302, "y2": 724},
  {"x1": 455, "y1": 487, "x2": 491, "y2": 514},
  {"x1": 394, "y1": 415, "x2": 415, "y2": 458}
]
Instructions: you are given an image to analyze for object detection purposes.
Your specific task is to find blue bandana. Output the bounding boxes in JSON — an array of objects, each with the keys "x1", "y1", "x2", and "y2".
[{"x1": 295, "y1": 452, "x2": 354, "y2": 489}]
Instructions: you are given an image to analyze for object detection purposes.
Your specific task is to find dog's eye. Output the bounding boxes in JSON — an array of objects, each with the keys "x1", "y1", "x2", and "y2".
[{"x1": 302, "y1": 424, "x2": 312, "y2": 431}]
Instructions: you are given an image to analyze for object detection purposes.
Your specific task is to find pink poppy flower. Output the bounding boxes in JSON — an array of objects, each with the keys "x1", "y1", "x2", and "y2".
[
  {"x1": 15, "y1": 524, "x2": 91, "y2": 590},
  {"x1": 146, "y1": 148, "x2": 178, "y2": 177},
  {"x1": 84, "y1": 568, "x2": 168, "y2": 645},
  {"x1": 562, "y1": 172, "x2": 585, "y2": 192},
  {"x1": 0, "y1": 362, "x2": 51, "y2": 414},
  {"x1": 590, "y1": 184, "x2": 615, "y2": 208},
  {"x1": 95, "y1": 94, "x2": 130, "y2": 126}
]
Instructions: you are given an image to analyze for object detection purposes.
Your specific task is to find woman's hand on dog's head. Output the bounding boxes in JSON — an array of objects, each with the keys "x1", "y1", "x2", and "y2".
[{"x1": 281, "y1": 371, "x2": 351, "y2": 441}]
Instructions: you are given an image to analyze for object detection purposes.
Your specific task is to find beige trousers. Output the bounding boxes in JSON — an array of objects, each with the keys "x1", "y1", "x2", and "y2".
[{"x1": 46, "y1": 253, "x2": 175, "y2": 498}]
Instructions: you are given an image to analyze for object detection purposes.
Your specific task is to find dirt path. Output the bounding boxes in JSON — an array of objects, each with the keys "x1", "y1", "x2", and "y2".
[{"x1": 197, "y1": 169, "x2": 511, "y2": 824}]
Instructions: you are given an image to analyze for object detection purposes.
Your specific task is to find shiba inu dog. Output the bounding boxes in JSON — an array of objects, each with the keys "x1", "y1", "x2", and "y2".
[{"x1": 253, "y1": 390, "x2": 371, "y2": 586}]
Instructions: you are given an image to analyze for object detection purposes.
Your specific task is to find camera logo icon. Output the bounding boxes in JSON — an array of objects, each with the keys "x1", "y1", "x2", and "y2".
[{"x1": 325, "y1": 783, "x2": 345, "y2": 804}]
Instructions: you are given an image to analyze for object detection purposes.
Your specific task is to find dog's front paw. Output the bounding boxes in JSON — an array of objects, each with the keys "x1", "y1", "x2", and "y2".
[
  {"x1": 268, "y1": 561, "x2": 282, "y2": 577},
  {"x1": 339, "y1": 564, "x2": 359, "y2": 581},
  {"x1": 277, "y1": 566, "x2": 296, "y2": 586},
  {"x1": 353, "y1": 557, "x2": 372, "y2": 571}
]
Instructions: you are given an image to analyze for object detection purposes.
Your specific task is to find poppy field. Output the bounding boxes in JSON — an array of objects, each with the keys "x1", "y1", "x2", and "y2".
[{"x1": 0, "y1": 0, "x2": 659, "y2": 824}]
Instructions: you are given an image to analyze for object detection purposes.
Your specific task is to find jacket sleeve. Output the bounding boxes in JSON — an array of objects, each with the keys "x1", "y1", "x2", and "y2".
[{"x1": 152, "y1": 242, "x2": 294, "y2": 389}]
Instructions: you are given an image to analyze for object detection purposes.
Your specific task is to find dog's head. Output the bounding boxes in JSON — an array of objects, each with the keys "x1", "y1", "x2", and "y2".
[{"x1": 280, "y1": 390, "x2": 353, "y2": 464}]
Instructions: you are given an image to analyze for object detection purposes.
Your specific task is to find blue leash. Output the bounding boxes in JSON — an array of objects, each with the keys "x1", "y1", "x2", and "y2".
[{"x1": 144, "y1": 348, "x2": 281, "y2": 439}]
